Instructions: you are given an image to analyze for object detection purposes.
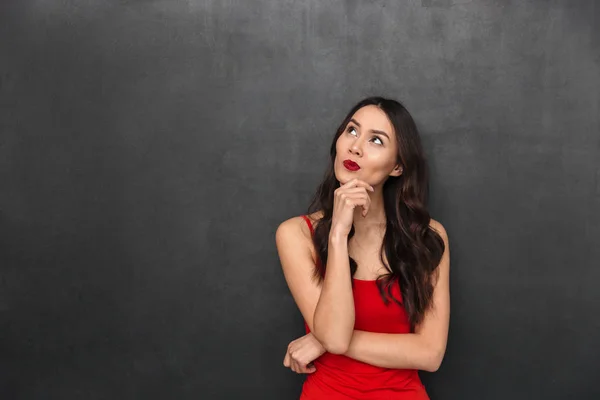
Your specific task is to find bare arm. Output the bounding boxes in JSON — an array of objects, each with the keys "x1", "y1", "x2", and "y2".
[
  {"x1": 278, "y1": 217, "x2": 450, "y2": 369},
  {"x1": 278, "y1": 180, "x2": 372, "y2": 354},
  {"x1": 344, "y1": 220, "x2": 451, "y2": 371},
  {"x1": 311, "y1": 231, "x2": 354, "y2": 354},
  {"x1": 276, "y1": 217, "x2": 354, "y2": 354}
]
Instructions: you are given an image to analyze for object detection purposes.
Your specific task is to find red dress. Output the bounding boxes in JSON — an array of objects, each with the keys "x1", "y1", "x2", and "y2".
[{"x1": 299, "y1": 215, "x2": 429, "y2": 400}]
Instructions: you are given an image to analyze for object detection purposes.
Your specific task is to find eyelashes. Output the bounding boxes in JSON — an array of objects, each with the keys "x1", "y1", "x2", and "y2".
[{"x1": 346, "y1": 125, "x2": 383, "y2": 145}]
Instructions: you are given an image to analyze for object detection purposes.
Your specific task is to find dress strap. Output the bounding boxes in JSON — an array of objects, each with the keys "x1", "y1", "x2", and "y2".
[{"x1": 301, "y1": 215, "x2": 314, "y2": 236}]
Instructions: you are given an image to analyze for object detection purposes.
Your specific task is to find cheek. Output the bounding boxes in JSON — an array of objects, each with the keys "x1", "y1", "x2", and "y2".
[
  {"x1": 335, "y1": 137, "x2": 348, "y2": 158},
  {"x1": 366, "y1": 151, "x2": 389, "y2": 165},
  {"x1": 365, "y1": 151, "x2": 397, "y2": 172}
]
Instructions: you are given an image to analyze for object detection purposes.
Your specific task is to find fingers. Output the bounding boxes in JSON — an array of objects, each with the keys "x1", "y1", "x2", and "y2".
[
  {"x1": 336, "y1": 180, "x2": 373, "y2": 217},
  {"x1": 290, "y1": 359, "x2": 298, "y2": 373},
  {"x1": 289, "y1": 356, "x2": 302, "y2": 373},
  {"x1": 341, "y1": 187, "x2": 373, "y2": 195},
  {"x1": 293, "y1": 360, "x2": 303, "y2": 373},
  {"x1": 289, "y1": 348, "x2": 301, "y2": 373},
  {"x1": 345, "y1": 197, "x2": 370, "y2": 216},
  {"x1": 339, "y1": 193, "x2": 371, "y2": 217},
  {"x1": 332, "y1": 179, "x2": 374, "y2": 223},
  {"x1": 283, "y1": 351, "x2": 290, "y2": 367},
  {"x1": 285, "y1": 349, "x2": 317, "y2": 374},
  {"x1": 338, "y1": 191, "x2": 372, "y2": 201},
  {"x1": 290, "y1": 359, "x2": 316, "y2": 374},
  {"x1": 285, "y1": 345, "x2": 300, "y2": 373},
  {"x1": 304, "y1": 362, "x2": 317, "y2": 373},
  {"x1": 336, "y1": 183, "x2": 372, "y2": 214},
  {"x1": 339, "y1": 178, "x2": 374, "y2": 192},
  {"x1": 296, "y1": 363, "x2": 316, "y2": 374}
]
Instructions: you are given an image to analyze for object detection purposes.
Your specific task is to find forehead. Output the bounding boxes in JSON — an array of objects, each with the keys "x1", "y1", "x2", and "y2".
[{"x1": 350, "y1": 105, "x2": 394, "y2": 135}]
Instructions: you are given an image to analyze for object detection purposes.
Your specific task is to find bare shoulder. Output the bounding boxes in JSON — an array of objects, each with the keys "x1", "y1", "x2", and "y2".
[
  {"x1": 429, "y1": 218, "x2": 449, "y2": 245},
  {"x1": 275, "y1": 211, "x2": 323, "y2": 264},
  {"x1": 277, "y1": 211, "x2": 323, "y2": 236},
  {"x1": 275, "y1": 213, "x2": 325, "y2": 330},
  {"x1": 276, "y1": 215, "x2": 311, "y2": 243}
]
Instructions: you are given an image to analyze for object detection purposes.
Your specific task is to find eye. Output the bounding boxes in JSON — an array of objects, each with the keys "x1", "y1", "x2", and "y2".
[
  {"x1": 347, "y1": 126, "x2": 358, "y2": 136},
  {"x1": 372, "y1": 137, "x2": 383, "y2": 145}
]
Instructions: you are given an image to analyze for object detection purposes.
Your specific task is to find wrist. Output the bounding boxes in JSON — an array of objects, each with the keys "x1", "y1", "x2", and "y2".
[
  {"x1": 307, "y1": 333, "x2": 327, "y2": 352},
  {"x1": 328, "y1": 229, "x2": 348, "y2": 245}
]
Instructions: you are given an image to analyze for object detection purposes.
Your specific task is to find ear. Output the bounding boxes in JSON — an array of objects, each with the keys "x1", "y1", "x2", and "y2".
[{"x1": 389, "y1": 164, "x2": 403, "y2": 177}]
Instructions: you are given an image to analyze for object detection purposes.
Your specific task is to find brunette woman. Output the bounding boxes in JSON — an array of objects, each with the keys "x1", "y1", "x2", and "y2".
[{"x1": 276, "y1": 97, "x2": 450, "y2": 399}]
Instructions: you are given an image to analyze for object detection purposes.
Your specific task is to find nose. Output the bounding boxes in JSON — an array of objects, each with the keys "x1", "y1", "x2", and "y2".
[{"x1": 349, "y1": 139, "x2": 363, "y2": 157}]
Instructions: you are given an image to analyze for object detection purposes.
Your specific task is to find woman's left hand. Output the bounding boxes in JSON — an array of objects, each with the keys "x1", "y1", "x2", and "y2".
[{"x1": 283, "y1": 333, "x2": 326, "y2": 374}]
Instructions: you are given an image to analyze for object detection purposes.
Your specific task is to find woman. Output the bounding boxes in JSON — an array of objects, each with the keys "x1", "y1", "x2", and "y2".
[{"x1": 275, "y1": 96, "x2": 450, "y2": 399}]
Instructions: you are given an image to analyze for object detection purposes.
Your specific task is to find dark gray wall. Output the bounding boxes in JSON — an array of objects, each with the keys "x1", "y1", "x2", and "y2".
[{"x1": 1, "y1": 0, "x2": 599, "y2": 399}]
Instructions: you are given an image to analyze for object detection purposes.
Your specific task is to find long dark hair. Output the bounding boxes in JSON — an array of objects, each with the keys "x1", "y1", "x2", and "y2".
[{"x1": 307, "y1": 96, "x2": 445, "y2": 330}]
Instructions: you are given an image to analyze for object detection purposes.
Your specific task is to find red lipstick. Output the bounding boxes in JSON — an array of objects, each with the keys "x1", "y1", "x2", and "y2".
[{"x1": 343, "y1": 159, "x2": 360, "y2": 171}]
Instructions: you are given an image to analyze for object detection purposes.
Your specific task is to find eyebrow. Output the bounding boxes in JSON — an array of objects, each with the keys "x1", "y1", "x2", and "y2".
[{"x1": 349, "y1": 119, "x2": 390, "y2": 139}]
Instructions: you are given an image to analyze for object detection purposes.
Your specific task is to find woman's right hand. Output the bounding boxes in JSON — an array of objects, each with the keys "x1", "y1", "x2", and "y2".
[
  {"x1": 330, "y1": 178, "x2": 374, "y2": 238},
  {"x1": 283, "y1": 333, "x2": 326, "y2": 374}
]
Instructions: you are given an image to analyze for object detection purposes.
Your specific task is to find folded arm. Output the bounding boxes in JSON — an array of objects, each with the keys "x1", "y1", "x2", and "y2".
[
  {"x1": 277, "y1": 217, "x2": 450, "y2": 370},
  {"x1": 345, "y1": 220, "x2": 450, "y2": 371}
]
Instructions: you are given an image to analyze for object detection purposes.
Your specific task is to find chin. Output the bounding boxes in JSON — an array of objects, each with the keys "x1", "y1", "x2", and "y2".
[
  {"x1": 336, "y1": 171, "x2": 358, "y2": 186},
  {"x1": 334, "y1": 167, "x2": 348, "y2": 184}
]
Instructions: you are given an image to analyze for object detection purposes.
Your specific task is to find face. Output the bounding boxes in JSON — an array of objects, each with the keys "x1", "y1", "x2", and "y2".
[{"x1": 334, "y1": 105, "x2": 403, "y2": 187}]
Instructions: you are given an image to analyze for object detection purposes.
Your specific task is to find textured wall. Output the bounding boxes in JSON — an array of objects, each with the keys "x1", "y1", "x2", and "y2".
[{"x1": 1, "y1": 1, "x2": 599, "y2": 399}]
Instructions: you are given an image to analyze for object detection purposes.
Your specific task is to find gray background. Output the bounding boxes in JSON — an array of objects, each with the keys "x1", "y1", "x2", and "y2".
[{"x1": 1, "y1": 0, "x2": 599, "y2": 399}]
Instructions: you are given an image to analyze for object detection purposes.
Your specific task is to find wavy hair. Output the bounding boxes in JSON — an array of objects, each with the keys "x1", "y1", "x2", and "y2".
[{"x1": 307, "y1": 96, "x2": 445, "y2": 330}]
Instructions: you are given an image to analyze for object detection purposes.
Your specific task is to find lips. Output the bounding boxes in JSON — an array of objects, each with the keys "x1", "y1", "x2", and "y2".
[{"x1": 343, "y1": 159, "x2": 360, "y2": 171}]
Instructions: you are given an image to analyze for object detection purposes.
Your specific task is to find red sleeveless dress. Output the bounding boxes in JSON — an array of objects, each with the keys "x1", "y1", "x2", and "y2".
[{"x1": 299, "y1": 215, "x2": 429, "y2": 400}]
